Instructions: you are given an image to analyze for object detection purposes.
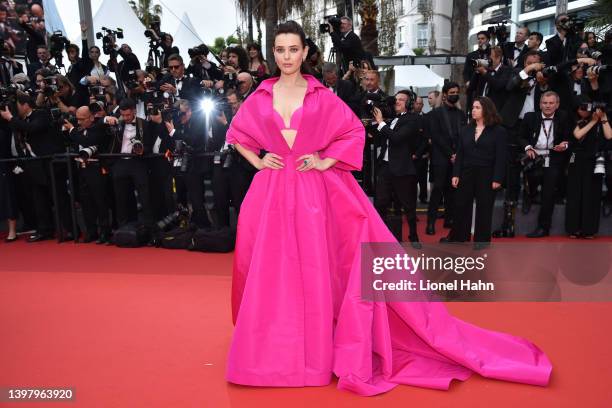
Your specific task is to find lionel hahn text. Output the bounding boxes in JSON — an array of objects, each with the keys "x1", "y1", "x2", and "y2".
[{"x1": 373, "y1": 279, "x2": 495, "y2": 291}]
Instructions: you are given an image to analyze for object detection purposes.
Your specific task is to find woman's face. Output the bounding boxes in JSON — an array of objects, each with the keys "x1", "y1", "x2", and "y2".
[
  {"x1": 472, "y1": 101, "x2": 483, "y2": 121},
  {"x1": 587, "y1": 33, "x2": 596, "y2": 46},
  {"x1": 274, "y1": 33, "x2": 307, "y2": 76},
  {"x1": 248, "y1": 48, "x2": 258, "y2": 59}
]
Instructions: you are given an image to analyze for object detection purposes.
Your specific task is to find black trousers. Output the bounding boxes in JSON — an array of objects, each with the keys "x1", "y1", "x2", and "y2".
[
  {"x1": 184, "y1": 170, "x2": 211, "y2": 228},
  {"x1": 13, "y1": 170, "x2": 37, "y2": 229},
  {"x1": 148, "y1": 158, "x2": 175, "y2": 221},
  {"x1": 26, "y1": 160, "x2": 74, "y2": 235},
  {"x1": 416, "y1": 157, "x2": 429, "y2": 201},
  {"x1": 374, "y1": 162, "x2": 418, "y2": 238},
  {"x1": 111, "y1": 159, "x2": 153, "y2": 227},
  {"x1": 427, "y1": 163, "x2": 454, "y2": 222},
  {"x1": 78, "y1": 164, "x2": 111, "y2": 236},
  {"x1": 212, "y1": 164, "x2": 252, "y2": 227},
  {"x1": 451, "y1": 166, "x2": 497, "y2": 242},
  {"x1": 565, "y1": 156, "x2": 602, "y2": 235},
  {"x1": 525, "y1": 163, "x2": 562, "y2": 230}
]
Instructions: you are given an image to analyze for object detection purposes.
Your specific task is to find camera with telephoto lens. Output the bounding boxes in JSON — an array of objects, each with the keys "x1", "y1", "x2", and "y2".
[
  {"x1": 586, "y1": 65, "x2": 609, "y2": 76},
  {"x1": 541, "y1": 65, "x2": 558, "y2": 78},
  {"x1": 130, "y1": 137, "x2": 144, "y2": 156},
  {"x1": 78, "y1": 145, "x2": 98, "y2": 161},
  {"x1": 126, "y1": 70, "x2": 140, "y2": 90},
  {"x1": 61, "y1": 112, "x2": 77, "y2": 127},
  {"x1": 471, "y1": 58, "x2": 491, "y2": 69},
  {"x1": 319, "y1": 15, "x2": 342, "y2": 34},
  {"x1": 362, "y1": 92, "x2": 395, "y2": 120},
  {"x1": 595, "y1": 153, "x2": 606, "y2": 175},
  {"x1": 557, "y1": 15, "x2": 585, "y2": 35},
  {"x1": 487, "y1": 22, "x2": 509, "y2": 44},
  {"x1": 96, "y1": 27, "x2": 124, "y2": 55},
  {"x1": 586, "y1": 49, "x2": 603, "y2": 60},
  {"x1": 0, "y1": 84, "x2": 26, "y2": 111},
  {"x1": 579, "y1": 101, "x2": 608, "y2": 112},
  {"x1": 38, "y1": 76, "x2": 58, "y2": 97},
  {"x1": 521, "y1": 153, "x2": 545, "y2": 172},
  {"x1": 49, "y1": 31, "x2": 70, "y2": 67},
  {"x1": 188, "y1": 44, "x2": 209, "y2": 59},
  {"x1": 155, "y1": 207, "x2": 189, "y2": 232}
]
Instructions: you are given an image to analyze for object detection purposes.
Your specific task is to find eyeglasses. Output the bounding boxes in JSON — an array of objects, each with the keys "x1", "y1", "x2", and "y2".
[{"x1": 168, "y1": 65, "x2": 182, "y2": 70}]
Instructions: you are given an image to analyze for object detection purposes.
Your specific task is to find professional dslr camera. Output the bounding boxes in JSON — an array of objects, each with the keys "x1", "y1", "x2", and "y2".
[
  {"x1": 319, "y1": 15, "x2": 342, "y2": 34},
  {"x1": 579, "y1": 101, "x2": 608, "y2": 113},
  {"x1": 557, "y1": 14, "x2": 585, "y2": 35},
  {"x1": 0, "y1": 84, "x2": 26, "y2": 110},
  {"x1": 89, "y1": 85, "x2": 107, "y2": 103},
  {"x1": 188, "y1": 44, "x2": 209, "y2": 59},
  {"x1": 361, "y1": 92, "x2": 395, "y2": 120},
  {"x1": 471, "y1": 58, "x2": 491, "y2": 69},
  {"x1": 96, "y1": 27, "x2": 124, "y2": 55},
  {"x1": 37, "y1": 76, "x2": 59, "y2": 97},
  {"x1": 486, "y1": 21, "x2": 509, "y2": 44},
  {"x1": 49, "y1": 31, "x2": 70, "y2": 67},
  {"x1": 521, "y1": 153, "x2": 545, "y2": 172}
]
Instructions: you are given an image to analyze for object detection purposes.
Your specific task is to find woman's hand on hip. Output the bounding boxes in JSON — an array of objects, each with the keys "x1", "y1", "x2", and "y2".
[
  {"x1": 296, "y1": 152, "x2": 330, "y2": 172},
  {"x1": 257, "y1": 152, "x2": 284, "y2": 170}
]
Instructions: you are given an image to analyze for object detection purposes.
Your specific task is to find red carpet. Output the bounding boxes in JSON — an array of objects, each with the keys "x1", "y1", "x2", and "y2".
[{"x1": 1, "y1": 218, "x2": 611, "y2": 407}]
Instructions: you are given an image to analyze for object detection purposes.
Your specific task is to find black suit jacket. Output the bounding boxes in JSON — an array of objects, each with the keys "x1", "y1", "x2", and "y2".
[
  {"x1": 428, "y1": 105, "x2": 466, "y2": 166},
  {"x1": 324, "y1": 79, "x2": 359, "y2": 114},
  {"x1": 8, "y1": 109, "x2": 63, "y2": 156},
  {"x1": 519, "y1": 111, "x2": 570, "y2": 165},
  {"x1": 502, "y1": 42, "x2": 528, "y2": 68},
  {"x1": 330, "y1": 30, "x2": 364, "y2": 72},
  {"x1": 453, "y1": 124, "x2": 507, "y2": 183},
  {"x1": 500, "y1": 68, "x2": 548, "y2": 129},
  {"x1": 463, "y1": 48, "x2": 490, "y2": 83},
  {"x1": 172, "y1": 115, "x2": 214, "y2": 173},
  {"x1": 376, "y1": 112, "x2": 424, "y2": 176},
  {"x1": 545, "y1": 34, "x2": 580, "y2": 66},
  {"x1": 161, "y1": 74, "x2": 203, "y2": 102},
  {"x1": 107, "y1": 118, "x2": 160, "y2": 156},
  {"x1": 467, "y1": 63, "x2": 512, "y2": 112}
]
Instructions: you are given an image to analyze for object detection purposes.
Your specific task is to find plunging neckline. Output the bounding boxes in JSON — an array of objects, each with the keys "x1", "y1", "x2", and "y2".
[
  {"x1": 272, "y1": 84, "x2": 307, "y2": 151},
  {"x1": 273, "y1": 106, "x2": 303, "y2": 130}
]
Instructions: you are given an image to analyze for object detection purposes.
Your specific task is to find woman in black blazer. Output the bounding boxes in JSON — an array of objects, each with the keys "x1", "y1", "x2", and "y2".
[{"x1": 443, "y1": 96, "x2": 507, "y2": 248}]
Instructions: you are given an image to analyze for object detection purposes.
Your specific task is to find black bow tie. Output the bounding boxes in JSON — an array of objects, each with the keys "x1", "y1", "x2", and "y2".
[
  {"x1": 542, "y1": 117, "x2": 553, "y2": 121},
  {"x1": 515, "y1": 47, "x2": 522, "y2": 51}
]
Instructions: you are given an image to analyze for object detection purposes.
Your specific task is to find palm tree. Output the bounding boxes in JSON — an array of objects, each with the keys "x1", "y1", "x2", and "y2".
[
  {"x1": 129, "y1": 0, "x2": 163, "y2": 28},
  {"x1": 235, "y1": 0, "x2": 306, "y2": 71},
  {"x1": 450, "y1": 0, "x2": 468, "y2": 85},
  {"x1": 588, "y1": 0, "x2": 612, "y2": 33},
  {"x1": 358, "y1": 0, "x2": 379, "y2": 57}
]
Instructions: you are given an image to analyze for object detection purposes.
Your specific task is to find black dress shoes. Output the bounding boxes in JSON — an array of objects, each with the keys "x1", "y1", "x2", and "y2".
[
  {"x1": 27, "y1": 233, "x2": 54, "y2": 243},
  {"x1": 526, "y1": 227, "x2": 549, "y2": 238},
  {"x1": 96, "y1": 233, "x2": 111, "y2": 245},
  {"x1": 425, "y1": 221, "x2": 435, "y2": 235}
]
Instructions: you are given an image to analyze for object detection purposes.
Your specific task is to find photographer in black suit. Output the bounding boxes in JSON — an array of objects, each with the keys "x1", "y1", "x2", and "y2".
[
  {"x1": 463, "y1": 31, "x2": 491, "y2": 87},
  {"x1": 211, "y1": 90, "x2": 254, "y2": 227},
  {"x1": 466, "y1": 46, "x2": 512, "y2": 112},
  {"x1": 426, "y1": 82, "x2": 466, "y2": 235},
  {"x1": 160, "y1": 54, "x2": 205, "y2": 103},
  {"x1": 164, "y1": 99, "x2": 213, "y2": 228},
  {"x1": 520, "y1": 91, "x2": 570, "y2": 237},
  {"x1": 0, "y1": 92, "x2": 74, "y2": 241},
  {"x1": 372, "y1": 90, "x2": 425, "y2": 247},
  {"x1": 64, "y1": 106, "x2": 111, "y2": 243},
  {"x1": 503, "y1": 27, "x2": 530, "y2": 68},
  {"x1": 445, "y1": 97, "x2": 506, "y2": 248},
  {"x1": 494, "y1": 50, "x2": 551, "y2": 237},
  {"x1": 104, "y1": 98, "x2": 159, "y2": 228},
  {"x1": 328, "y1": 16, "x2": 365, "y2": 76},
  {"x1": 322, "y1": 62, "x2": 358, "y2": 114},
  {"x1": 545, "y1": 13, "x2": 582, "y2": 66}
]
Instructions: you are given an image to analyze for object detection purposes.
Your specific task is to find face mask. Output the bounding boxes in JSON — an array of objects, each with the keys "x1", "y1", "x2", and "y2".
[{"x1": 447, "y1": 94, "x2": 459, "y2": 104}]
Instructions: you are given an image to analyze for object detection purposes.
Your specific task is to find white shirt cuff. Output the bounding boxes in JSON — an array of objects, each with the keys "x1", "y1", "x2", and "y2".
[
  {"x1": 525, "y1": 145, "x2": 533, "y2": 152},
  {"x1": 519, "y1": 70, "x2": 529, "y2": 80},
  {"x1": 169, "y1": 129, "x2": 176, "y2": 137},
  {"x1": 377, "y1": 122, "x2": 386, "y2": 131}
]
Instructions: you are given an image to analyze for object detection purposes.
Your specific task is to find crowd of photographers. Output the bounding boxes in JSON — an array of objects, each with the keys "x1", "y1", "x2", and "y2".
[{"x1": 0, "y1": 9, "x2": 611, "y2": 248}]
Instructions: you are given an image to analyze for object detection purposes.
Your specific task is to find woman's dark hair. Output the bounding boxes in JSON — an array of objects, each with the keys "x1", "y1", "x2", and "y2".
[
  {"x1": 473, "y1": 96, "x2": 501, "y2": 126},
  {"x1": 247, "y1": 42, "x2": 264, "y2": 63},
  {"x1": 272, "y1": 20, "x2": 313, "y2": 77}
]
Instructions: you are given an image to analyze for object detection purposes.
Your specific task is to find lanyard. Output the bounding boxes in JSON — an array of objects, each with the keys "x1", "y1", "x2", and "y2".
[{"x1": 541, "y1": 118, "x2": 553, "y2": 148}]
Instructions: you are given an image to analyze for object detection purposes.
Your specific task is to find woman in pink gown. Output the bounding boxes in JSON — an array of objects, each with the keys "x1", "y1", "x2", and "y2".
[{"x1": 225, "y1": 21, "x2": 552, "y2": 396}]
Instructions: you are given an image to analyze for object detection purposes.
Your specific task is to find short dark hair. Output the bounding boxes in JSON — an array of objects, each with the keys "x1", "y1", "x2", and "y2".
[
  {"x1": 66, "y1": 43, "x2": 79, "y2": 54},
  {"x1": 477, "y1": 30, "x2": 490, "y2": 40},
  {"x1": 119, "y1": 98, "x2": 136, "y2": 111},
  {"x1": 530, "y1": 32, "x2": 543, "y2": 44},
  {"x1": 524, "y1": 49, "x2": 541, "y2": 61},
  {"x1": 442, "y1": 81, "x2": 460, "y2": 94},
  {"x1": 89, "y1": 45, "x2": 101, "y2": 53},
  {"x1": 167, "y1": 54, "x2": 183, "y2": 65},
  {"x1": 16, "y1": 91, "x2": 34, "y2": 107},
  {"x1": 473, "y1": 96, "x2": 501, "y2": 126},
  {"x1": 36, "y1": 44, "x2": 48, "y2": 52}
]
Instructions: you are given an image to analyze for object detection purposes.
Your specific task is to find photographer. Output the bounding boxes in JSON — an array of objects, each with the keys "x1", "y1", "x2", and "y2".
[
  {"x1": 160, "y1": 33, "x2": 180, "y2": 69},
  {"x1": 160, "y1": 54, "x2": 204, "y2": 103},
  {"x1": 425, "y1": 81, "x2": 466, "y2": 235},
  {"x1": 35, "y1": 72, "x2": 84, "y2": 113},
  {"x1": 186, "y1": 44, "x2": 223, "y2": 83},
  {"x1": 328, "y1": 16, "x2": 364, "y2": 76},
  {"x1": 63, "y1": 106, "x2": 111, "y2": 243},
  {"x1": 109, "y1": 43, "x2": 141, "y2": 97},
  {"x1": 0, "y1": 43, "x2": 24, "y2": 85},
  {"x1": 549, "y1": 55, "x2": 599, "y2": 112},
  {"x1": 103, "y1": 98, "x2": 158, "y2": 228},
  {"x1": 467, "y1": 46, "x2": 512, "y2": 112},
  {"x1": 464, "y1": 31, "x2": 491, "y2": 87},
  {"x1": 18, "y1": 11, "x2": 46, "y2": 65},
  {"x1": 164, "y1": 99, "x2": 212, "y2": 228},
  {"x1": 521, "y1": 91, "x2": 570, "y2": 238},
  {"x1": 0, "y1": 91, "x2": 74, "y2": 241},
  {"x1": 79, "y1": 23, "x2": 110, "y2": 87},
  {"x1": 211, "y1": 90, "x2": 253, "y2": 227},
  {"x1": 26, "y1": 45, "x2": 54, "y2": 83},
  {"x1": 493, "y1": 50, "x2": 551, "y2": 237},
  {"x1": 322, "y1": 62, "x2": 358, "y2": 114},
  {"x1": 372, "y1": 90, "x2": 424, "y2": 247},
  {"x1": 247, "y1": 42, "x2": 270, "y2": 81},
  {"x1": 566, "y1": 99, "x2": 612, "y2": 238},
  {"x1": 545, "y1": 13, "x2": 582, "y2": 66},
  {"x1": 236, "y1": 72, "x2": 255, "y2": 100},
  {"x1": 503, "y1": 26, "x2": 530, "y2": 68}
]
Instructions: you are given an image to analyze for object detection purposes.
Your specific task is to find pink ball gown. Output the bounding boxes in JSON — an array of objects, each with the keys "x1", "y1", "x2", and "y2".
[{"x1": 224, "y1": 74, "x2": 552, "y2": 396}]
